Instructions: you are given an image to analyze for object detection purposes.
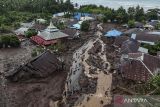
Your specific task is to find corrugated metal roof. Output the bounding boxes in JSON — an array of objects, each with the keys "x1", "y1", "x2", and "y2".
[
  {"x1": 138, "y1": 47, "x2": 148, "y2": 53},
  {"x1": 38, "y1": 30, "x2": 69, "y2": 40},
  {"x1": 14, "y1": 27, "x2": 29, "y2": 35}
]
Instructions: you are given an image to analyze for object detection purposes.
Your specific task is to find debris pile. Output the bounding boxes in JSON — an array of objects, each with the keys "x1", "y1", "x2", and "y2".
[{"x1": 0, "y1": 51, "x2": 67, "y2": 107}]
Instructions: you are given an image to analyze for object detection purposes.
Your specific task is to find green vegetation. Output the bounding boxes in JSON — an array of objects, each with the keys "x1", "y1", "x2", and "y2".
[
  {"x1": 81, "y1": 21, "x2": 90, "y2": 32},
  {"x1": 0, "y1": 0, "x2": 73, "y2": 33},
  {"x1": 149, "y1": 75, "x2": 160, "y2": 94},
  {"x1": 141, "y1": 42, "x2": 160, "y2": 55},
  {"x1": 79, "y1": 5, "x2": 160, "y2": 24},
  {"x1": 0, "y1": 35, "x2": 20, "y2": 48},
  {"x1": 48, "y1": 42, "x2": 65, "y2": 52},
  {"x1": 147, "y1": 9, "x2": 160, "y2": 21},
  {"x1": 56, "y1": 22, "x2": 65, "y2": 30},
  {"x1": 31, "y1": 46, "x2": 45, "y2": 57},
  {"x1": 155, "y1": 22, "x2": 160, "y2": 30},
  {"x1": 25, "y1": 29, "x2": 38, "y2": 38},
  {"x1": 128, "y1": 20, "x2": 135, "y2": 28},
  {"x1": 0, "y1": 0, "x2": 74, "y2": 14}
]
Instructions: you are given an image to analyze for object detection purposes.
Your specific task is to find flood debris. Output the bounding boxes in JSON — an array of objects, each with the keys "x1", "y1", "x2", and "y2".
[{"x1": 0, "y1": 51, "x2": 67, "y2": 107}]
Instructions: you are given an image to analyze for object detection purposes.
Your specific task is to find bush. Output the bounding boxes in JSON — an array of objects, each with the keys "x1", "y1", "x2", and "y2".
[
  {"x1": 155, "y1": 23, "x2": 160, "y2": 30},
  {"x1": 64, "y1": 13, "x2": 72, "y2": 18},
  {"x1": 81, "y1": 21, "x2": 90, "y2": 32},
  {"x1": 31, "y1": 50, "x2": 37, "y2": 57},
  {"x1": 9, "y1": 36, "x2": 21, "y2": 47},
  {"x1": 0, "y1": 25, "x2": 11, "y2": 33},
  {"x1": 0, "y1": 42, "x2": 2, "y2": 48},
  {"x1": 0, "y1": 35, "x2": 20, "y2": 48},
  {"x1": 128, "y1": 20, "x2": 135, "y2": 28},
  {"x1": 13, "y1": 22, "x2": 21, "y2": 29},
  {"x1": 25, "y1": 29, "x2": 38, "y2": 38}
]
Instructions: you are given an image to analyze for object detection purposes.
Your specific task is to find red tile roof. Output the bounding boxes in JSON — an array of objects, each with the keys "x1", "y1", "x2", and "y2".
[{"x1": 31, "y1": 36, "x2": 57, "y2": 46}]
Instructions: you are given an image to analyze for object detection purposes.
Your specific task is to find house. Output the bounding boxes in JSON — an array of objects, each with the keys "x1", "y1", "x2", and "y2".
[
  {"x1": 80, "y1": 16, "x2": 94, "y2": 21},
  {"x1": 70, "y1": 21, "x2": 83, "y2": 30},
  {"x1": 20, "y1": 21, "x2": 35, "y2": 28},
  {"x1": 53, "y1": 12, "x2": 66, "y2": 17},
  {"x1": 74, "y1": 12, "x2": 91, "y2": 20},
  {"x1": 104, "y1": 29, "x2": 122, "y2": 37},
  {"x1": 36, "y1": 19, "x2": 47, "y2": 24},
  {"x1": 61, "y1": 28, "x2": 80, "y2": 39},
  {"x1": 31, "y1": 22, "x2": 69, "y2": 46},
  {"x1": 3, "y1": 51, "x2": 66, "y2": 107},
  {"x1": 114, "y1": 36, "x2": 129, "y2": 47},
  {"x1": 138, "y1": 47, "x2": 148, "y2": 54},
  {"x1": 148, "y1": 20, "x2": 159, "y2": 27},
  {"x1": 5, "y1": 51, "x2": 63, "y2": 82},
  {"x1": 31, "y1": 23, "x2": 47, "y2": 31},
  {"x1": 131, "y1": 32, "x2": 160, "y2": 45},
  {"x1": 66, "y1": 19, "x2": 78, "y2": 27},
  {"x1": 14, "y1": 27, "x2": 28, "y2": 36},
  {"x1": 144, "y1": 24, "x2": 154, "y2": 30},
  {"x1": 135, "y1": 22, "x2": 144, "y2": 28},
  {"x1": 124, "y1": 28, "x2": 145, "y2": 35},
  {"x1": 121, "y1": 53, "x2": 160, "y2": 82},
  {"x1": 120, "y1": 38, "x2": 140, "y2": 54}
]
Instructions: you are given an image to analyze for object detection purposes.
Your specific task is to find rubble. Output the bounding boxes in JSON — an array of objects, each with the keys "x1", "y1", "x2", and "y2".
[{"x1": 0, "y1": 51, "x2": 67, "y2": 107}]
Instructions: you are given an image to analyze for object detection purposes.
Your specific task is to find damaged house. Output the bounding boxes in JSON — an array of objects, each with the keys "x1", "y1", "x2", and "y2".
[
  {"x1": 120, "y1": 53, "x2": 160, "y2": 82},
  {"x1": 1, "y1": 51, "x2": 66, "y2": 107}
]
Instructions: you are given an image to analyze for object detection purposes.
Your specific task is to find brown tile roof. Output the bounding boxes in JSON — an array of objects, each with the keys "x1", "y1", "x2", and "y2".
[
  {"x1": 61, "y1": 28, "x2": 77, "y2": 37},
  {"x1": 66, "y1": 19, "x2": 78, "y2": 27},
  {"x1": 5, "y1": 51, "x2": 62, "y2": 82},
  {"x1": 114, "y1": 36, "x2": 129, "y2": 47},
  {"x1": 135, "y1": 32, "x2": 160, "y2": 42},
  {"x1": 135, "y1": 22, "x2": 144, "y2": 28},
  {"x1": 124, "y1": 28, "x2": 145, "y2": 35},
  {"x1": 120, "y1": 39, "x2": 140, "y2": 54},
  {"x1": 121, "y1": 53, "x2": 160, "y2": 82},
  {"x1": 31, "y1": 23, "x2": 47, "y2": 31}
]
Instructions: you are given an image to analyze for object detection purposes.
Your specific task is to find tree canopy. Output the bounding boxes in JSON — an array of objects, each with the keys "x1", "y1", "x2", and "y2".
[
  {"x1": 0, "y1": 35, "x2": 20, "y2": 48},
  {"x1": 1, "y1": 0, "x2": 74, "y2": 13},
  {"x1": 81, "y1": 21, "x2": 90, "y2": 32}
]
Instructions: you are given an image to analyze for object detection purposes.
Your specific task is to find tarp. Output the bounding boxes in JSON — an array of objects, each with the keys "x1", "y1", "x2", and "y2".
[{"x1": 104, "y1": 29, "x2": 122, "y2": 37}]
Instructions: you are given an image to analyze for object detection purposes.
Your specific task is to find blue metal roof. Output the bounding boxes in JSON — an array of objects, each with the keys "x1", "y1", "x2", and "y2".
[
  {"x1": 104, "y1": 29, "x2": 122, "y2": 37},
  {"x1": 74, "y1": 12, "x2": 91, "y2": 20},
  {"x1": 70, "y1": 23, "x2": 81, "y2": 30}
]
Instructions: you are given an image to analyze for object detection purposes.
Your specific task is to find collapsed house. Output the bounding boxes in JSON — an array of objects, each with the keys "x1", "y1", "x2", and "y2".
[
  {"x1": 5, "y1": 51, "x2": 63, "y2": 82},
  {"x1": 1, "y1": 51, "x2": 66, "y2": 107},
  {"x1": 120, "y1": 53, "x2": 160, "y2": 82}
]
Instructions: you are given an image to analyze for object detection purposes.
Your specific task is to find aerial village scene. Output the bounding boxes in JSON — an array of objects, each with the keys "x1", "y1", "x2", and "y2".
[{"x1": 0, "y1": 0, "x2": 160, "y2": 107}]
